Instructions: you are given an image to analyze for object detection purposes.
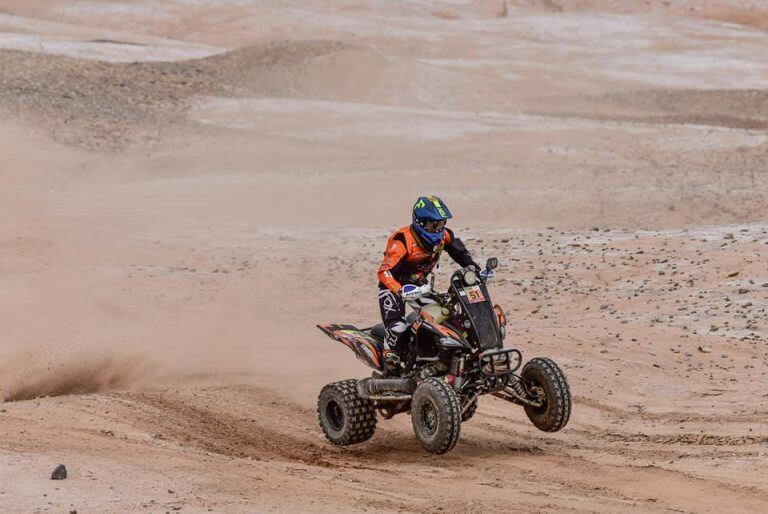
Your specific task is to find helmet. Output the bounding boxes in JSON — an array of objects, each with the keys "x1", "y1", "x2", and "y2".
[{"x1": 411, "y1": 195, "x2": 452, "y2": 250}]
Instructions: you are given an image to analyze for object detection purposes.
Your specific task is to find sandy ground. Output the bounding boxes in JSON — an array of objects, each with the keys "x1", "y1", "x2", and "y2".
[{"x1": 1, "y1": 1, "x2": 767, "y2": 512}]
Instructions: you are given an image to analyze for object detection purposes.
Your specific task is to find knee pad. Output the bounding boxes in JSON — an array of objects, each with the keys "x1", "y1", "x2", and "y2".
[{"x1": 390, "y1": 321, "x2": 407, "y2": 335}]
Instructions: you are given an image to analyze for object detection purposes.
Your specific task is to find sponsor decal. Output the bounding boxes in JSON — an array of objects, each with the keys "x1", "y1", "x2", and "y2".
[
  {"x1": 358, "y1": 342, "x2": 375, "y2": 361},
  {"x1": 430, "y1": 196, "x2": 447, "y2": 218}
]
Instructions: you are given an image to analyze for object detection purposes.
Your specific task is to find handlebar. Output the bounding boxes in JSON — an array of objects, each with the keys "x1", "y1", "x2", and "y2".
[{"x1": 403, "y1": 258, "x2": 498, "y2": 303}]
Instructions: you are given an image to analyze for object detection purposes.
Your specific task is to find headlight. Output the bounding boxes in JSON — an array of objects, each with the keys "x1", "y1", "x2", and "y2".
[{"x1": 463, "y1": 270, "x2": 478, "y2": 286}]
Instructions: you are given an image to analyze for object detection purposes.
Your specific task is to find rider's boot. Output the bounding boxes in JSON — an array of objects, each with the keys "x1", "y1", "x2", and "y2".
[{"x1": 382, "y1": 350, "x2": 401, "y2": 376}]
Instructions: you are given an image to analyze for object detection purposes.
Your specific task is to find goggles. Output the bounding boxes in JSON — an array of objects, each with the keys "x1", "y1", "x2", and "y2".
[{"x1": 421, "y1": 219, "x2": 446, "y2": 233}]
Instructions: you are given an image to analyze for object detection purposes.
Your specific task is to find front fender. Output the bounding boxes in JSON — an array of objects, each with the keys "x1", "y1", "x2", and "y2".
[
  {"x1": 414, "y1": 319, "x2": 472, "y2": 350},
  {"x1": 437, "y1": 336, "x2": 472, "y2": 350}
]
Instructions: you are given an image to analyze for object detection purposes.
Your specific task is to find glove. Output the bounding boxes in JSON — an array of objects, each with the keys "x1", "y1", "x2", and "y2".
[
  {"x1": 479, "y1": 268, "x2": 495, "y2": 282},
  {"x1": 401, "y1": 283, "x2": 430, "y2": 300}
]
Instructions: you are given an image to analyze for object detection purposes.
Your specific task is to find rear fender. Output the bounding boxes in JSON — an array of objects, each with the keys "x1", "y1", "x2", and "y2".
[{"x1": 317, "y1": 324, "x2": 382, "y2": 370}]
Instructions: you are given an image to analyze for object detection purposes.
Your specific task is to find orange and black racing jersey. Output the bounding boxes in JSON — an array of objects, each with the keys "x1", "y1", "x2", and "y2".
[{"x1": 377, "y1": 225, "x2": 477, "y2": 293}]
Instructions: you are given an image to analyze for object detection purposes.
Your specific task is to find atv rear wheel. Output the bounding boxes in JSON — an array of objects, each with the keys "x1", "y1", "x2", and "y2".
[
  {"x1": 411, "y1": 378, "x2": 461, "y2": 454},
  {"x1": 521, "y1": 357, "x2": 571, "y2": 432},
  {"x1": 318, "y1": 379, "x2": 377, "y2": 445}
]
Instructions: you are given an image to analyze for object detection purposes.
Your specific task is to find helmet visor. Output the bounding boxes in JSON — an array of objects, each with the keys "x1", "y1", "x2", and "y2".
[{"x1": 422, "y1": 219, "x2": 446, "y2": 233}]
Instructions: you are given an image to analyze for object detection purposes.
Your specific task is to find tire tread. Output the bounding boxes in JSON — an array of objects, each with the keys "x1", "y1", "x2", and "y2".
[
  {"x1": 412, "y1": 377, "x2": 461, "y2": 454},
  {"x1": 317, "y1": 379, "x2": 377, "y2": 445},
  {"x1": 522, "y1": 357, "x2": 571, "y2": 432}
]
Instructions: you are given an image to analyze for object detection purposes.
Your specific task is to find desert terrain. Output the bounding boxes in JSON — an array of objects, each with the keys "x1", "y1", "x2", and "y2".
[{"x1": 0, "y1": 1, "x2": 767, "y2": 512}]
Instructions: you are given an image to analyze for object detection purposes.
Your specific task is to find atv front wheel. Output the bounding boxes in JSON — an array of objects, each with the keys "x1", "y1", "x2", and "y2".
[
  {"x1": 521, "y1": 357, "x2": 571, "y2": 432},
  {"x1": 411, "y1": 378, "x2": 461, "y2": 454},
  {"x1": 318, "y1": 380, "x2": 377, "y2": 445}
]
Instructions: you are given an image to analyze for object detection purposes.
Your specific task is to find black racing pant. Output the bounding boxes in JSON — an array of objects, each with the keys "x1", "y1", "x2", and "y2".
[{"x1": 378, "y1": 288, "x2": 407, "y2": 355}]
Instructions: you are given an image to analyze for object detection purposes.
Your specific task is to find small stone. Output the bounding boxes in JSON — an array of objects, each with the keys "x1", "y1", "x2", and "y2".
[
  {"x1": 738, "y1": 288, "x2": 749, "y2": 294},
  {"x1": 51, "y1": 464, "x2": 67, "y2": 480},
  {"x1": 698, "y1": 346, "x2": 711, "y2": 353}
]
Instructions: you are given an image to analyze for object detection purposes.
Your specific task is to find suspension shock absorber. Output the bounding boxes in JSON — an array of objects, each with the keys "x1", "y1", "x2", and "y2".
[
  {"x1": 453, "y1": 356, "x2": 466, "y2": 390},
  {"x1": 506, "y1": 374, "x2": 528, "y2": 398}
]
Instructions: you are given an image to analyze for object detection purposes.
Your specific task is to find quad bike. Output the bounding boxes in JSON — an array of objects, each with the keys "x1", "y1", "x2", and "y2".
[{"x1": 316, "y1": 258, "x2": 571, "y2": 454}]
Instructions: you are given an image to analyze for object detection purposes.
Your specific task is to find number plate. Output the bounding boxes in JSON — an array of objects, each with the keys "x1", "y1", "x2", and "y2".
[{"x1": 465, "y1": 286, "x2": 485, "y2": 303}]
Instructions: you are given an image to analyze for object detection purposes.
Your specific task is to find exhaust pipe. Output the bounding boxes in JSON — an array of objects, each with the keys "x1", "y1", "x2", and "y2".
[{"x1": 358, "y1": 377, "x2": 416, "y2": 398}]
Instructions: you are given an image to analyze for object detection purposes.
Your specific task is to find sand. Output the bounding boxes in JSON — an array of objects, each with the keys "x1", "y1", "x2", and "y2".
[{"x1": 0, "y1": 1, "x2": 766, "y2": 512}]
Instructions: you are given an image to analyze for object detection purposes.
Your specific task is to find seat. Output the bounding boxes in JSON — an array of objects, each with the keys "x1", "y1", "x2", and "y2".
[
  {"x1": 368, "y1": 312, "x2": 419, "y2": 342},
  {"x1": 370, "y1": 323, "x2": 386, "y2": 341}
]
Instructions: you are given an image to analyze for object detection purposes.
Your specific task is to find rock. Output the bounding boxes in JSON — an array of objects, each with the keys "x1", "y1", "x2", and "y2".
[
  {"x1": 723, "y1": 233, "x2": 734, "y2": 240},
  {"x1": 738, "y1": 288, "x2": 749, "y2": 294},
  {"x1": 698, "y1": 346, "x2": 712, "y2": 353},
  {"x1": 51, "y1": 464, "x2": 67, "y2": 480}
]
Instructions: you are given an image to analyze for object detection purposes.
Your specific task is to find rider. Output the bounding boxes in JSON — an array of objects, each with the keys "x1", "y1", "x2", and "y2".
[{"x1": 377, "y1": 195, "x2": 481, "y2": 373}]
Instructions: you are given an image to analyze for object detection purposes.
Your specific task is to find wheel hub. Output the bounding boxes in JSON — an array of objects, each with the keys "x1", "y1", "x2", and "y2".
[
  {"x1": 421, "y1": 401, "x2": 438, "y2": 435},
  {"x1": 326, "y1": 400, "x2": 344, "y2": 431},
  {"x1": 530, "y1": 385, "x2": 547, "y2": 413}
]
